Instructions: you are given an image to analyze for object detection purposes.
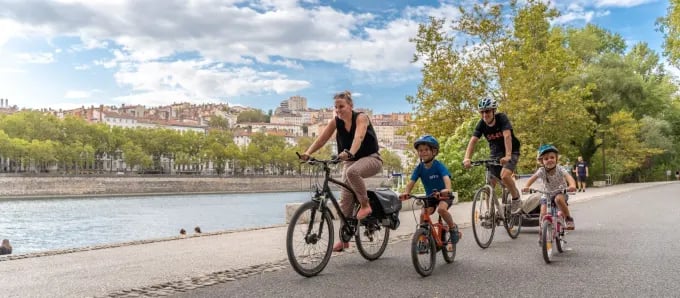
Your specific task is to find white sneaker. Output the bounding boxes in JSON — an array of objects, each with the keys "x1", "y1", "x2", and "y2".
[{"x1": 511, "y1": 199, "x2": 521, "y2": 213}]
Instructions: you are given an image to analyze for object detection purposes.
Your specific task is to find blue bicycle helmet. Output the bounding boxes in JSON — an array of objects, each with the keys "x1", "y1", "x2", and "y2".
[
  {"x1": 414, "y1": 134, "x2": 439, "y2": 150},
  {"x1": 477, "y1": 97, "x2": 498, "y2": 110},
  {"x1": 537, "y1": 144, "x2": 559, "y2": 158}
]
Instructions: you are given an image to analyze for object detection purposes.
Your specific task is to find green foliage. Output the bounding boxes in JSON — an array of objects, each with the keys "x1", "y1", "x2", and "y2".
[
  {"x1": 379, "y1": 149, "x2": 403, "y2": 174},
  {"x1": 437, "y1": 118, "x2": 489, "y2": 202},
  {"x1": 208, "y1": 115, "x2": 231, "y2": 130},
  {"x1": 237, "y1": 109, "x2": 269, "y2": 123},
  {"x1": 407, "y1": 0, "x2": 680, "y2": 185},
  {"x1": 657, "y1": 0, "x2": 680, "y2": 67}
]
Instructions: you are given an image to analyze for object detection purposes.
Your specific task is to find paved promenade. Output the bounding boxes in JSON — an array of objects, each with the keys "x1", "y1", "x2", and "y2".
[{"x1": 0, "y1": 182, "x2": 673, "y2": 297}]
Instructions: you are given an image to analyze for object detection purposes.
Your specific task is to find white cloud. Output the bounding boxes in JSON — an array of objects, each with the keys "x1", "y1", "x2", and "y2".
[
  {"x1": 74, "y1": 64, "x2": 90, "y2": 70},
  {"x1": 271, "y1": 59, "x2": 304, "y2": 70},
  {"x1": 16, "y1": 52, "x2": 55, "y2": 64},
  {"x1": 554, "y1": 10, "x2": 595, "y2": 24},
  {"x1": 64, "y1": 90, "x2": 91, "y2": 99},
  {"x1": 0, "y1": 67, "x2": 26, "y2": 73},
  {"x1": 593, "y1": 0, "x2": 656, "y2": 8},
  {"x1": 0, "y1": 0, "x2": 429, "y2": 72},
  {"x1": 113, "y1": 59, "x2": 311, "y2": 100}
]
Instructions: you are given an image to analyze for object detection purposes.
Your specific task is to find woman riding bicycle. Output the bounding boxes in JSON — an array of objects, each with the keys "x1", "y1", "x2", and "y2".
[
  {"x1": 400, "y1": 135, "x2": 460, "y2": 247},
  {"x1": 522, "y1": 144, "x2": 577, "y2": 230},
  {"x1": 300, "y1": 90, "x2": 383, "y2": 252}
]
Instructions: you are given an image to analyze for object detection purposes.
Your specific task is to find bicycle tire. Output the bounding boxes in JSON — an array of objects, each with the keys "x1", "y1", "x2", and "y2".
[
  {"x1": 411, "y1": 228, "x2": 436, "y2": 277},
  {"x1": 541, "y1": 221, "x2": 553, "y2": 264},
  {"x1": 502, "y1": 191, "x2": 522, "y2": 239},
  {"x1": 471, "y1": 186, "x2": 495, "y2": 249},
  {"x1": 286, "y1": 201, "x2": 334, "y2": 277},
  {"x1": 356, "y1": 218, "x2": 389, "y2": 261},
  {"x1": 556, "y1": 220, "x2": 565, "y2": 253},
  {"x1": 441, "y1": 229, "x2": 456, "y2": 264}
]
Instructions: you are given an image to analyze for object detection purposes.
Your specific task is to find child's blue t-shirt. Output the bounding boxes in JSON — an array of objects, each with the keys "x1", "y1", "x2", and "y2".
[{"x1": 410, "y1": 160, "x2": 451, "y2": 196}]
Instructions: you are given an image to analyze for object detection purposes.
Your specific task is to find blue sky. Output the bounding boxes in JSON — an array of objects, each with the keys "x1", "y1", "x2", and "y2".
[{"x1": 0, "y1": 0, "x2": 673, "y2": 114}]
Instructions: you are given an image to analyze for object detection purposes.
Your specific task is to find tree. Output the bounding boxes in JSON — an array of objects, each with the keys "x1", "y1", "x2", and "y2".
[
  {"x1": 657, "y1": 0, "x2": 680, "y2": 67},
  {"x1": 122, "y1": 142, "x2": 152, "y2": 172},
  {"x1": 208, "y1": 115, "x2": 230, "y2": 130},
  {"x1": 237, "y1": 109, "x2": 269, "y2": 123},
  {"x1": 408, "y1": 0, "x2": 593, "y2": 172},
  {"x1": 590, "y1": 111, "x2": 663, "y2": 183},
  {"x1": 379, "y1": 149, "x2": 402, "y2": 175}
]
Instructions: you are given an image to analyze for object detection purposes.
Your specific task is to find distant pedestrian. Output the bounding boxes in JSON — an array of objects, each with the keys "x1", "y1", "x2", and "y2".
[
  {"x1": 194, "y1": 226, "x2": 202, "y2": 234},
  {"x1": 676, "y1": 170, "x2": 679, "y2": 181},
  {"x1": 575, "y1": 156, "x2": 589, "y2": 192},
  {"x1": 0, "y1": 239, "x2": 12, "y2": 255},
  {"x1": 179, "y1": 229, "x2": 187, "y2": 236}
]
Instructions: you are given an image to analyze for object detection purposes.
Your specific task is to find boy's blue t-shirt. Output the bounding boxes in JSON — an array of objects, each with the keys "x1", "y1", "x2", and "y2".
[{"x1": 410, "y1": 160, "x2": 451, "y2": 195}]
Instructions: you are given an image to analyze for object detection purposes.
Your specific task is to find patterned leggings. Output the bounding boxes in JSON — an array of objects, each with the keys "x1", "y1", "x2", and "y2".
[{"x1": 339, "y1": 153, "x2": 383, "y2": 217}]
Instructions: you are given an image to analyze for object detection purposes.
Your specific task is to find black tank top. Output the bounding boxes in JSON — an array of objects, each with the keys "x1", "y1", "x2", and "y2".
[{"x1": 335, "y1": 111, "x2": 380, "y2": 161}]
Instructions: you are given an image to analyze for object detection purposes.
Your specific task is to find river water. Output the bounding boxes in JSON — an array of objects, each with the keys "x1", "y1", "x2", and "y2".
[{"x1": 0, "y1": 192, "x2": 316, "y2": 255}]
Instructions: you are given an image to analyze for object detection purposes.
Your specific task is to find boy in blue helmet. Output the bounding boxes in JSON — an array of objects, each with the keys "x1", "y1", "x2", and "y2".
[
  {"x1": 522, "y1": 144, "x2": 576, "y2": 230},
  {"x1": 400, "y1": 135, "x2": 461, "y2": 249}
]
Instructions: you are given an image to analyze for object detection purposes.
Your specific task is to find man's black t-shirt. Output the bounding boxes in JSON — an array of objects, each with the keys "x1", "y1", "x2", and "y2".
[{"x1": 472, "y1": 112, "x2": 521, "y2": 158}]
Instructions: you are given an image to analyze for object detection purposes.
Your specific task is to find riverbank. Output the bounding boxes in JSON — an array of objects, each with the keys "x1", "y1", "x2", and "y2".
[{"x1": 0, "y1": 176, "x2": 389, "y2": 199}]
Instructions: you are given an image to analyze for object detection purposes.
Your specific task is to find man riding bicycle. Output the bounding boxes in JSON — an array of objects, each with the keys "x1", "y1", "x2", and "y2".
[{"x1": 463, "y1": 97, "x2": 522, "y2": 213}]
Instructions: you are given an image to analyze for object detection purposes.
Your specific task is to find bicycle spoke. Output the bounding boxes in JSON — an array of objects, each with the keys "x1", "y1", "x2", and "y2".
[
  {"x1": 356, "y1": 220, "x2": 389, "y2": 261},
  {"x1": 472, "y1": 186, "x2": 495, "y2": 248},
  {"x1": 286, "y1": 201, "x2": 334, "y2": 277}
]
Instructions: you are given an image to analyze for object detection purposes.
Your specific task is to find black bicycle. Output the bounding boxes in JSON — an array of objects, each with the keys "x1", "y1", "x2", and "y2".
[
  {"x1": 469, "y1": 159, "x2": 522, "y2": 249},
  {"x1": 286, "y1": 154, "x2": 395, "y2": 277}
]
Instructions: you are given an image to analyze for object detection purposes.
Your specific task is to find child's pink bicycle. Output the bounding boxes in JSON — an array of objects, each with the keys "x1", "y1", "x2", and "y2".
[{"x1": 528, "y1": 187, "x2": 573, "y2": 263}]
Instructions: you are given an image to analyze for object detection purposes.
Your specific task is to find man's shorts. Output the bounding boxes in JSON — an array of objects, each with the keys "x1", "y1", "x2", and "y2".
[
  {"x1": 540, "y1": 193, "x2": 569, "y2": 206},
  {"x1": 490, "y1": 153, "x2": 520, "y2": 178},
  {"x1": 577, "y1": 175, "x2": 587, "y2": 182}
]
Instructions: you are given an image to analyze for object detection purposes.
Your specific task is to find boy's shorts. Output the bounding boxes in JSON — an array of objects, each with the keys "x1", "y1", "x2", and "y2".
[
  {"x1": 425, "y1": 197, "x2": 454, "y2": 210},
  {"x1": 540, "y1": 193, "x2": 569, "y2": 206}
]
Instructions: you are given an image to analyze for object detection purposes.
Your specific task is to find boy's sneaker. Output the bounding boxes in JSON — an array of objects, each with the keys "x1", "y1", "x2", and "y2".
[
  {"x1": 511, "y1": 198, "x2": 521, "y2": 213},
  {"x1": 450, "y1": 226, "x2": 461, "y2": 244},
  {"x1": 566, "y1": 217, "x2": 575, "y2": 230}
]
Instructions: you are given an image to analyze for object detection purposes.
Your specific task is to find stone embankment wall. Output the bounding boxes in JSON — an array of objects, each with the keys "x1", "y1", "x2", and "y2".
[{"x1": 0, "y1": 176, "x2": 389, "y2": 198}]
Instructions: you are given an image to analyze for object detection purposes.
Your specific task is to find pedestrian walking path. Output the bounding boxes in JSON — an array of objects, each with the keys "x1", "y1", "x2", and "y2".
[{"x1": 0, "y1": 182, "x2": 673, "y2": 297}]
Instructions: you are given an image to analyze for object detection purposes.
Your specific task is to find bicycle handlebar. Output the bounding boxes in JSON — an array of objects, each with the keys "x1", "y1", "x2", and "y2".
[
  {"x1": 468, "y1": 159, "x2": 502, "y2": 167},
  {"x1": 525, "y1": 188, "x2": 575, "y2": 196},
  {"x1": 296, "y1": 152, "x2": 341, "y2": 165},
  {"x1": 401, "y1": 191, "x2": 453, "y2": 202}
]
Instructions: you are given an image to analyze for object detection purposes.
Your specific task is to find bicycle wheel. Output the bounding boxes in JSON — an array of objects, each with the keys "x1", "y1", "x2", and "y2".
[
  {"x1": 356, "y1": 218, "x2": 389, "y2": 261},
  {"x1": 502, "y1": 191, "x2": 522, "y2": 239},
  {"x1": 411, "y1": 228, "x2": 436, "y2": 277},
  {"x1": 541, "y1": 221, "x2": 553, "y2": 264},
  {"x1": 286, "y1": 201, "x2": 334, "y2": 277},
  {"x1": 441, "y1": 229, "x2": 456, "y2": 264},
  {"x1": 471, "y1": 186, "x2": 495, "y2": 249},
  {"x1": 556, "y1": 220, "x2": 565, "y2": 253}
]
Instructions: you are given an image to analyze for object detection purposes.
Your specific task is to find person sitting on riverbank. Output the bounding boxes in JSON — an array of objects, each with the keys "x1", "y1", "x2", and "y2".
[
  {"x1": 179, "y1": 229, "x2": 187, "y2": 237},
  {"x1": 194, "y1": 226, "x2": 202, "y2": 234},
  {"x1": 0, "y1": 239, "x2": 12, "y2": 255}
]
